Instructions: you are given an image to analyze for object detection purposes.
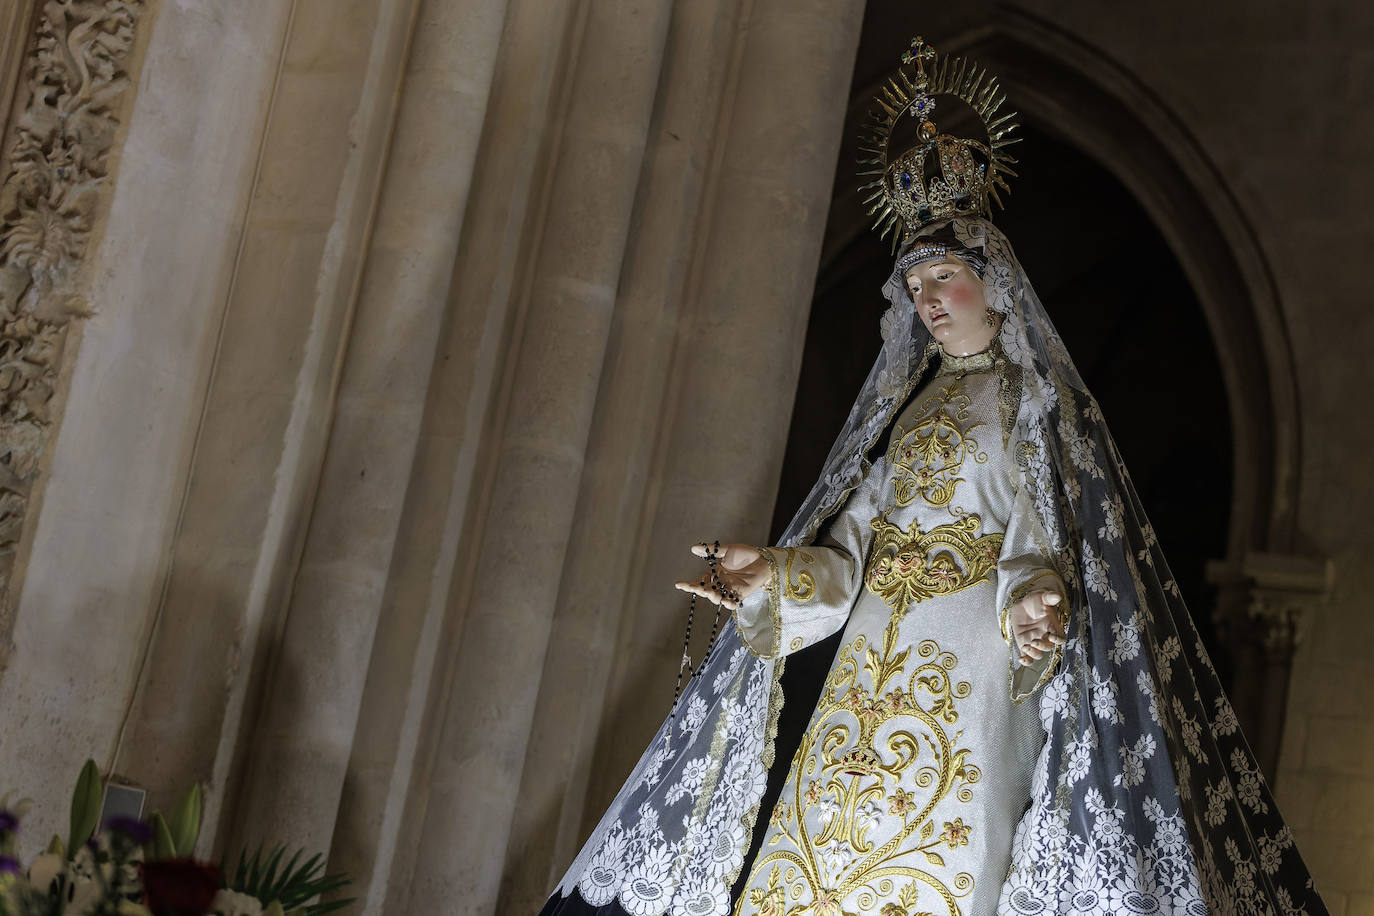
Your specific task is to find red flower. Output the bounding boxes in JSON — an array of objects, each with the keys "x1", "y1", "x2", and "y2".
[{"x1": 140, "y1": 859, "x2": 222, "y2": 916}]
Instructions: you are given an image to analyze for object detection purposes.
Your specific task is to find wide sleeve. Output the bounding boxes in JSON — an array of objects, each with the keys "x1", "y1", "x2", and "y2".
[
  {"x1": 996, "y1": 474, "x2": 1069, "y2": 703},
  {"x1": 732, "y1": 456, "x2": 887, "y2": 660}
]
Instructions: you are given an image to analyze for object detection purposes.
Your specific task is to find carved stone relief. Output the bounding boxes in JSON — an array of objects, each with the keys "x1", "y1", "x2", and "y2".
[{"x1": 0, "y1": 0, "x2": 146, "y2": 624}]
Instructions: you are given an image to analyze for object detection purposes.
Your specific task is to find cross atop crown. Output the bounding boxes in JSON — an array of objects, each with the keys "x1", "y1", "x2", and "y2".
[{"x1": 900, "y1": 36, "x2": 937, "y2": 76}]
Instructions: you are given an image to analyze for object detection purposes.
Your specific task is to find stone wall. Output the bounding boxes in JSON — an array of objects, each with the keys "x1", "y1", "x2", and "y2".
[{"x1": 0, "y1": 0, "x2": 1370, "y2": 914}]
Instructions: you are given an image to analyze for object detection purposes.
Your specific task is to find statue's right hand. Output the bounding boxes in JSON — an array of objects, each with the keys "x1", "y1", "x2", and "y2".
[{"x1": 674, "y1": 542, "x2": 771, "y2": 610}]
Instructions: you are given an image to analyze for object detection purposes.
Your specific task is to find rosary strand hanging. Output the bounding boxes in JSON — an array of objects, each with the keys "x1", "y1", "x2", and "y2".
[{"x1": 668, "y1": 541, "x2": 733, "y2": 731}]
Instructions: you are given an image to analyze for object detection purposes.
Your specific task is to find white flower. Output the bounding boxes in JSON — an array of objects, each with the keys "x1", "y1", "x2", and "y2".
[
  {"x1": 1204, "y1": 781, "x2": 1231, "y2": 827},
  {"x1": 580, "y1": 829, "x2": 630, "y2": 905},
  {"x1": 1106, "y1": 620, "x2": 1139, "y2": 670},
  {"x1": 666, "y1": 756, "x2": 712, "y2": 804},
  {"x1": 1136, "y1": 671, "x2": 1160, "y2": 723},
  {"x1": 855, "y1": 798, "x2": 883, "y2": 831},
  {"x1": 1213, "y1": 695, "x2": 1239, "y2": 735},
  {"x1": 722, "y1": 755, "x2": 766, "y2": 808},
  {"x1": 1083, "y1": 543, "x2": 1119, "y2": 602},
  {"x1": 634, "y1": 801, "x2": 661, "y2": 840},
  {"x1": 1091, "y1": 669, "x2": 1123, "y2": 724},
  {"x1": 1067, "y1": 433, "x2": 1104, "y2": 479},
  {"x1": 712, "y1": 647, "x2": 748, "y2": 694},
  {"x1": 1063, "y1": 475, "x2": 1082, "y2": 503},
  {"x1": 724, "y1": 699, "x2": 752, "y2": 743},
  {"x1": 1258, "y1": 834, "x2": 1283, "y2": 875},
  {"x1": 681, "y1": 815, "x2": 710, "y2": 858},
  {"x1": 1096, "y1": 809, "x2": 1126, "y2": 846},
  {"x1": 1060, "y1": 859, "x2": 1109, "y2": 916},
  {"x1": 640, "y1": 742, "x2": 672, "y2": 789},
  {"x1": 816, "y1": 790, "x2": 840, "y2": 826},
  {"x1": 818, "y1": 838, "x2": 855, "y2": 873},
  {"x1": 1043, "y1": 676, "x2": 1071, "y2": 721},
  {"x1": 622, "y1": 844, "x2": 677, "y2": 916},
  {"x1": 705, "y1": 816, "x2": 746, "y2": 878},
  {"x1": 1156, "y1": 636, "x2": 1181, "y2": 683},
  {"x1": 1236, "y1": 772, "x2": 1267, "y2": 813},
  {"x1": 679, "y1": 694, "x2": 708, "y2": 739},
  {"x1": 1097, "y1": 495, "x2": 1124, "y2": 542},
  {"x1": 1067, "y1": 734, "x2": 1094, "y2": 785},
  {"x1": 210, "y1": 890, "x2": 264, "y2": 916},
  {"x1": 1106, "y1": 874, "x2": 1162, "y2": 914},
  {"x1": 1038, "y1": 813, "x2": 1070, "y2": 855},
  {"x1": 1226, "y1": 838, "x2": 1257, "y2": 899},
  {"x1": 671, "y1": 872, "x2": 729, "y2": 916},
  {"x1": 1229, "y1": 748, "x2": 1270, "y2": 814},
  {"x1": 1172, "y1": 699, "x2": 1202, "y2": 761}
]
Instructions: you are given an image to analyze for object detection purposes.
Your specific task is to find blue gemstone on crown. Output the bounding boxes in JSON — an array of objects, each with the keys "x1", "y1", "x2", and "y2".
[{"x1": 900, "y1": 171, "x2": 913, "y2": 189}]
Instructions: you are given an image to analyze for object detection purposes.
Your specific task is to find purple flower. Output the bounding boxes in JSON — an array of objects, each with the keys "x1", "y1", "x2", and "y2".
[
  {"x1": 103, "y1": 816, "x2": 154, "y2": 845},
  {"x1": 0, "y1": 855, "x2": 19, "y2": 875},
  {"x1": 0, "y1": 810, "x2": 18, "y2": 833}
]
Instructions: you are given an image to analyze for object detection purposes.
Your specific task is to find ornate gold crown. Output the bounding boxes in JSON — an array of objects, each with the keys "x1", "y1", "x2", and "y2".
[{"x1": 859, "y1": 37, "x2": 1020, "y2": 247}]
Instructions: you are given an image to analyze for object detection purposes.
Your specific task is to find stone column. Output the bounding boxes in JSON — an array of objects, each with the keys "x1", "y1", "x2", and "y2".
[
  {"x1": 323, "y1": 0, "x2": 586, "y2": 910},
  {"x1": 111, "y1": 0, "x2": 437, "y2": 850},
  {"x1": 583, "y1": 0, "x2": 865, "y2": 827},
  {"x1": 220, "y1": 0, "x2": 516, "y2": 855},
  {"x1": 493, "y1": 3, "x2": 746, "y2": 908},
  {"x1": 398, "y1": 2, "x2": 674, "y2": 912}
]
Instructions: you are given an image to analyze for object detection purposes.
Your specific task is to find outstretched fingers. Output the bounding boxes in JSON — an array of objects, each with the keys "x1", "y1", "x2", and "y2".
[
  {"x1": 674, "y1": 577, "x2": 741, "y2": 610},
  {"x1": 690, "y1": 540, "x2": 724, "y2": 560}
]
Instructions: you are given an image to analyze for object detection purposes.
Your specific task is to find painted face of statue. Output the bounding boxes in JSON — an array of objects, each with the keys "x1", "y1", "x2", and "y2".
[{"x1": 906, "y1": 257, "x2": 999, "y2": 356}]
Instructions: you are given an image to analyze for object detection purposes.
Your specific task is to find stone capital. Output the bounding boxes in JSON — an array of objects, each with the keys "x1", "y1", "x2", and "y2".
[{"x1": 1206, "y1": 552, "x2": 1332, "y2": 655}]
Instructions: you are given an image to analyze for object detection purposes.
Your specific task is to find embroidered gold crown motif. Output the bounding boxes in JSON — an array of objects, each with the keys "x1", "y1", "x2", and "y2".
[{"x1": 859, "y1": 36, "x2": 1020, "y2": 246}]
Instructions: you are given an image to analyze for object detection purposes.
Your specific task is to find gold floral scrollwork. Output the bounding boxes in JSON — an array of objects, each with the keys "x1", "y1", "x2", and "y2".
[
  {"x1": 783, "y1": 547, "x2": 817, "y2": 603},
  {"x1": 887, "y1": 383, "x2": 987, "y2": 510},
  {"x1": 739, "y1": 629, "x2": 979, "y2": 915},
  {"x1": 865, "y1": 513, "x2": 1003, "y2": 620}
]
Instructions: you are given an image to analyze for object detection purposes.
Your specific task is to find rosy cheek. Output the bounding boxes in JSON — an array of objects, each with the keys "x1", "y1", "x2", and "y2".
[{"x1": 945, "y1": 284, "x2": 977, "y2": 308}]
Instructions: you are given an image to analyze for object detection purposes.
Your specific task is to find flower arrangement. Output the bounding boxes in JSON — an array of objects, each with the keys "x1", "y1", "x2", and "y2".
[{"x1": 0, "y1": 761, "x2": 352, "y2": 916}]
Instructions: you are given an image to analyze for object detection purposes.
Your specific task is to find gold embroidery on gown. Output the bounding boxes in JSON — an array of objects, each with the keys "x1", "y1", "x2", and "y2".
[
  {"x1": 865, "y1": 513, "x2": 1003, "y2": 619},
  {"x1": 887, "y1": 383, "x2": 988, "y2": 511},
  {"x1": 748, "y1": 628, "x2": 977, "y2": 916},
  {"x1": 736, "y1": 361, "x2": 1050, "y2": 916}
]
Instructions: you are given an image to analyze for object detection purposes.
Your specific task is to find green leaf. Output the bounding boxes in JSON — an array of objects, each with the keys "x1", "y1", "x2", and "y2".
[
  {"x1": 226, "y1": 843, "x2": 355, "y2": 916},
  {"x1": 167, "y1": 783, "x2": 202, "y2": 857},
  {"x1": 264, "y1": 903, "x2": 286, "y2": 916},
  {"x1": 148, "y1": 812, "x2": 176, "y2": 860},
  {"x1": 46, "y1": 834, "x2": 64, "y2": 856},
  {"x1": 67, "y1": 760, "x2": 102, "y2": 856}
]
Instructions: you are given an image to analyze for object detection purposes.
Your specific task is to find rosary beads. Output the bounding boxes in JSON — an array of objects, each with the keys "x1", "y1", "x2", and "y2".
[{"x1": 669, "y1": 540, "x2": 737, "y2": 727}]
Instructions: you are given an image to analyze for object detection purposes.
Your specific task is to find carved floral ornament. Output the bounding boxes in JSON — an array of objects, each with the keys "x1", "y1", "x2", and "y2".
[
  {"x1": 0, "y1": 0, "x2": 146, "y2": 602},
  {"x1": 1209, "y1": 552, "x2": 1333, "y2": 655}
]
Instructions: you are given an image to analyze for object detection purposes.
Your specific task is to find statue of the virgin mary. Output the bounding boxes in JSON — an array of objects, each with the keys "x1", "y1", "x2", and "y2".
[{"x1": 540, "y1": 37, "x2": 1326, "y2": 916}]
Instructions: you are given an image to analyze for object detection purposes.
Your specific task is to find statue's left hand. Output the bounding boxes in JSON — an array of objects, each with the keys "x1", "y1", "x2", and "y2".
[{"x1": 1010, "y1": 588, "x2": 1067, "y2": 665}]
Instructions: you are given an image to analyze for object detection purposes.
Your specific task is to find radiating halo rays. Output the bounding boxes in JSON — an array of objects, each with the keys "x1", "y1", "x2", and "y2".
[{"x1": 858, "y1": 46, "x2": 1021, "y2": 248}]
